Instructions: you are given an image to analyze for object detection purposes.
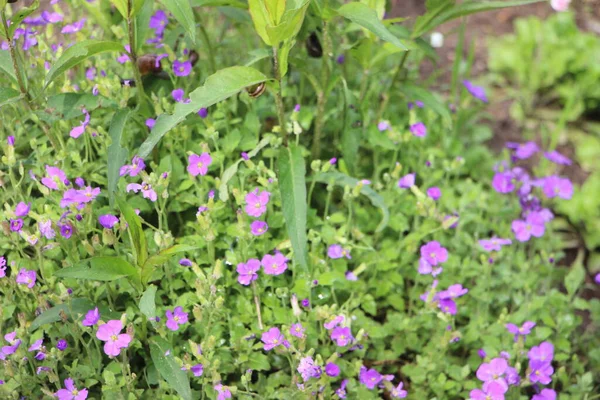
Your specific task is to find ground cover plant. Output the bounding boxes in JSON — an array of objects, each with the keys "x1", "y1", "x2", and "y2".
[{"x1": 0, "y1": 0, "x2": 598, "y2": 399}]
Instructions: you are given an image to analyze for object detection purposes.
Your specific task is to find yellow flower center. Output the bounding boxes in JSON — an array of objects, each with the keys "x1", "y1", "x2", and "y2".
[
  {"x1": 255, "y1": 202, "x2": 261, "y2": 208},
  {"x1": 110, "y1": 334, "x2": 118, "y2": 341},
  {"x1": 197, "y1": 162, "x2": 203, "y2": 168}
]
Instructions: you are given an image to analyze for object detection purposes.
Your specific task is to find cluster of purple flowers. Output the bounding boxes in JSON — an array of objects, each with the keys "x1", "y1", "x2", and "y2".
[
  {"x1": 358, "y1": 367, "x2": 407, "y2": 398},
  {"x1": 418, "y1": 241, "x2": 448, "y2": 276},
  {"x1": 121, "y1": 155, "x2": 158, "y2": 202},
  {"x1": 237, "y1": 251, "x2": 288, "y2": 285},
  {"x1": 491, "y1": 144, "x2": 573, "y2": 242}
]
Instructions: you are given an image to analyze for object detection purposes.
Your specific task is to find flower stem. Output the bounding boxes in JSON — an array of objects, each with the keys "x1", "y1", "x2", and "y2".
[
  {"x1": 251, "y1": 281, "x2": 263, "y2": 330},
  {"x1": 272, "y1": 46, "x2": 287, "y2": 146}
]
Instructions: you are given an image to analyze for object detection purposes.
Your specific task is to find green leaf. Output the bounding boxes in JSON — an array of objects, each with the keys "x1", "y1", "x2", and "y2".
[
  {"x1": 337, "y1": 2, "x2": 409, "y2": 50},
  {"x1": 400, "y1": 84, "x2": 452, "y2": 126},
  {"x1": 277, "y1": 143, "x2": 309, "y2": 273},
  {"x1": 565, "y1": 261, "x2": 586, "y2": 298},
  {"x1": 0, "y1": 50, "x2": 17, "y2": 85},
  {"x1": 117, "y1": 196, "x2": 148, "y2": 268},
  {"x1": 191, "y1": 0, "x2": 247, "y2": 7},
  {"x1": 150, "y1": 336, "x2": 192, "y2": 400},
  {"x1": 219, "y1": 136, "x2": 271, "y2": 201},
  {"x1": 140, "y1": 285, "x2": 158, "y2": 320},
  {"x1": 29, "y1": 298, "x2": 94, "y2": 331},
  {"x1": 247, "y1": 353, "x2": 271, "y2": 371},
  {"x1": 278, "y1": 39, "x2": 295, "y2": 78},
  {"x1": 138, "y1": 66, "x2": 267, "y2": 158},
  {"x1": 161, "y1": 0, "x2": 197, "y2": 44},
  {"x1": 248, "y1": 0, "x2": 273, "y2": 45},
  {"x1": 412, "y1": 0, "x2": 544, "y2": 37},
  {"x1": 45, "y1": 41, "x2": 124, "y2": 88},
  {"x1": 312, "y1": 172, "x2": 390, "y2": 232},
  {"x1": 107, "y1": 109, "x2": 132, "y2": 206},
  {"x1": 265, "y1": 0, "x2": 310, "y2": 45},
  {"x1": 53, "y1": 257, "x2": 138, "y2": 281},
  {"x1": 112, "y1": 0, "x2": 128, "y2": 18},
  {"x1": 135, "y1": 0, "x2": 154, "y2": 50},
  {"x1": 0, "y1": 87, "x2": 21, "y2": 109},
  {"x1": 7, "y1": 0, "x2": 39, "y2": 38},
  {"x1": 39, "y1": 93, "x2": 117, "y2": 122},
  {"x1": 143, "y1": 244, "x2": 198, "y2": 282}
]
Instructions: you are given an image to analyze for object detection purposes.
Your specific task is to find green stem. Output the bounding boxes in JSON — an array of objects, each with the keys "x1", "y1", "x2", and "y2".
[
  {"x1": 127, "y1": 0, "x2": 146, "y2": 106},
  {"x1": 197, "y1": 14, "x2": 217, "y2": 73},
  {"x1": 377, "y1": 51, "x2": 410, "y2": 120},
  {"x1": 272, "y1": 45, "x2": 288, "y2": 146},
  {"x1": 311, "y1": 23, "x2": 331, "y2": 159},
  {"x1": 252, "y1": 281, "x2": 264, "y2": 330}
]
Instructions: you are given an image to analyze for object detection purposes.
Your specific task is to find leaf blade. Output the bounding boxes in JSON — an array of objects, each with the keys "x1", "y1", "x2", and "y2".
[
  {"x1": 150, "y1": 336, "x2": 192, "y2": 400},
  {"x1": 53, "y1": 257, "x2": 138, "y2": 281},
  {"x1": 138, "y1": 66, "x2": 267, "y2": 158},
  {"x1": 161, "y1": 0, "x2": 197, "y2": 44},
  {"x1": 117, "y1": 196, "x2": 148, "y2": 267},
  {"x1": 107, "y1": 109, "x2": 132, "y2": 206}
]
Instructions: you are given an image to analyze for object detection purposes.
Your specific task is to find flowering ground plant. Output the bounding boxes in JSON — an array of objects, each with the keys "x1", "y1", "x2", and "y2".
[{"x1": 0, "y1": 0, "x2": 598, "y2": 399}]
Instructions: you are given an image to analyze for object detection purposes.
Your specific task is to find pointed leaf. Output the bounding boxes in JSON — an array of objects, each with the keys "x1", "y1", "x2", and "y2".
[
  {"x1": 150, "y1": 336, "x2": 192, "y2": 400},
  {"x1": 107, "y1": 109, "x2": 132, "y2": 206},
  {"x1": 161, "y1": 0, "x2": 197, "y2": 44},
  {"x1": 138, "y1": 66, "x2": 267, "y2": 158},
  {"x1": 277, "y1": 143, "x2": 308, "y2": 273},
  {"x1": 8, "y1": 0, "x2": 40, "y2": 38},
  {"x1": 140, "y1": 285, "x2": 158, "y2": 321},
  {"x1": 53, "y1": 257, "x2": 138, "y2": 281},
  {"x1": 45, "y1": 41, "x2": 124, "y2": 88},
  {"x1": 0, "y1": 50, "x2": 17, "y2": 85},
  {"x1": 117, "y1": 196, "x2": 148, "y2": 267},
  {"x1": 337, "y1": 2, "x2": 409, "y2": 50}
]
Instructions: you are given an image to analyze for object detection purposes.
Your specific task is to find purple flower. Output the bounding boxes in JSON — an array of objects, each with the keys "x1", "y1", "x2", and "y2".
[
  {"x1": 28, "y1": 339, "x2": 46, "y2": 360},
  {"x1": 359, "y1": 366, "x2": 383, "y2": 389},
  {"x1": 505, "y1": 321, "x2": 535, "y2": 341},
  {"x1": 198, "y1": 108, "x2": 208, "y2": 118},
  {"x1": 336, "y1": 54, "x2": 345, "y2": 64},
  {"x1": 492, "y1": 172, "x2": 515, "y2": 193},
  {"x1": 57, "y1": 339, "x2": 68, "y2": 351},
  {"x1": 7, "y1": 136, "x2": 15, "y2": 146},
  {"x1": 476, "y1": 357, "x2": 508, "y2": 383},
  {"x1": 506, "y1": 141, "x2": 538, "y2": 160},
  {"x1": 478, "y1": 237, "x2": 512, "y2": 252},
  {"x1": 261, "y1": 327, "x2": 286, "y2": 351},
  {"x1": 335, "y1": 379, "x2": 349, "y2": 398},
  {"x1": 245, "y1": 189, "x2": 271, "y2": 217},
  {"x1": 290, "y1": 323, "x2": 305, "y2": 338},
  {"x1": 60, "y1": 224, "x2": 73, "y2": 239},
  {"x1": 182, "y1": 363, "x2": 204, "y2": 377},
  {"x1": 98, "y1": 214, "x2": 119, "y2": 229},
  {"x1": 55, "y1": 378, "x2": 88, "y2": 400},
  {"x1": 426, "y1": 187, "x2": 441, "y2": 200},
  {"x1": 529, "y1": 360, "x2": 553, "y2": 384},
  {"x1": 214, "y1": 384, "x2": 232, "y2": 400},
  {"x1": 330, "y1": 326, "x2": 353, "y2": 346},
  {"x1": 301, "y1": 298, "x2": 310, "y2": 307},
  {"x1": 15, "y1": 202, "x2": 31, "y2": 217},
  {"x1": 119, "y1": 156, "x2": 145, "y2": 177},
  {"x1": 542, "y1": 175, "x2": 573, "y2": 199},
  {"x1": 172, "y1": 88, "x2": 185, "y2": 102},
  {"x1": 179, "y1": 258, "x2": 193, "y2": 267},
  {"x1": 438, "y1": 284, "x2": 468, "y2": 299},
  {"x1": 398, "y1": 173, "x2": 415, "y2": 188},
  {"x1": 324, "y1": 315, "x2": 345, "y2": 330},
  {"x1": 505, "y1": 366, "x2": 520, "y2": 386},
  {"x1": 75, "y1": 177, "x2": 85, "y2": 187},
  {"x1": 41, "y1": 165, "x2": 67, "y2": 190},
  {"x1": 10, "y1": 219, "x2": 23, "y2": 232},
  {"x1": 126, "y1": 182, "x2": 157, "y2": 202},
  {"x1": 96, "y1": 320, "x2": 132, "y2": 356},
  {"x1": 528, "y1": 341, "x2": 554, "y2": 364},
  {"x1": 512, "y1": 211, "x2": 546, "y2": 242},
  {"x1": 595, "y1": 273, "x2": 600, "y2": 284},
  {"x1": 187, "y1": 153, "x2": 212, "y2": 176},
  {"x1": 146, "y1": 118, "x2": 156, "y2": 129},
  {"x1": 61, "y1": 19, "x2": 86, "y2": 34},
  {"x1": 410, "y1": 122, "x2": 427, "y2": 137},
  {"x1": 462, "y1": 80, "x2": 488, "y2": 103},
  {"x1": 82, "y1": 308, "x2": 100, "y2": 327},
  {"x1": 377, "y1": 121, "x2": 390, "y2": 131},
  {"x1": 325, "y1": 362, "x2": 340, "y2": 377},
  {"x1": 236, "y1": 259, "x2": 260, "y2": 285},
  {"x1": 16, "y1": 268, "x2": 36, "y2": 288},
  {"x1": 328, "y1": 244, "x2": 351, "y2": 259},
  {"x1": 391, "y1": 382, "x2": 408, "y2": 398},
  {"x1": 420, "y1": 241, "x2": 448, "y2": 266},
  {"x1": 469, "y1": 381, "x2": 507, "y2": 400},
  {"x1": 438, "y1": 298, "x2": 457, "y2": 314},
  {"x1": 478, "y1": 349, "x2": 487, "y2": 358},
  {"x1": 544, "y1": 150, "x2": 571, "y2": 165},
  {"x1": 417, "y1": 258, "x2": 442, "y2": 276},
  {"x1": 261, "y1": 252, "x2": 288, "y2": 276},
  {"x1": 532, "y1": 389, "x2": 557, "y2": 400},
  {"x1": 149, "y1": 10, "x2": 168, "y2": 35},
  {"x1": 173, "y1": 60, "x2": 192, "y2": 77},
  {"x1": 165, "y1": 306, "x2": 189, "y2": 331},
  {"x1": 250, "y1": 220, "x2": 268, "y2": 236},
  {"x1": 297, "y1": 356, "x2": 321, "y2": 381},
  {"x1": 0, "y1": 257, "x2": 6, "y2": 278},
  {"x1": 1, "y1": 332, "x2": 22, "y2": 358}
]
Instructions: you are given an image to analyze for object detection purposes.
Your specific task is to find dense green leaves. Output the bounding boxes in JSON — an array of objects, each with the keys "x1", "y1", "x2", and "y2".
[
  {"x1": 29, "y1": 298, "x2": 94, "y2": 331},
  {"x1": 337, "y1": 2, "x2": 409, "y2": 50},
  {"x1": 0, "y1": 50, "x2": 17, "y2": 85},
  {"x1": 137, "y1": 66, "x2": 267, "y2": 158},
  {"x1": 39, "y1": 93, "x2": 117, "y2": 122},
  {"x1": 150, "y1": 337, "x2": 192, "y2": 400},
  {"x1": 45, "y1": 41, "x2": 124, "y2": 88},
  {"x1": 277, "y1": 143, "x2": 309, "y2": 273},
  {"x1": 107, "y1": 109, "x2": 132, "y2": 206},
  {"x1": 161, "y1": 0, "x2": 197, "y2": 45},
  {"x1": 0, "y1": 87, "x2": 21, "y2": 109},
  {"x1": 53, "y1": 257, "x2": 138, "y2": 281}
]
